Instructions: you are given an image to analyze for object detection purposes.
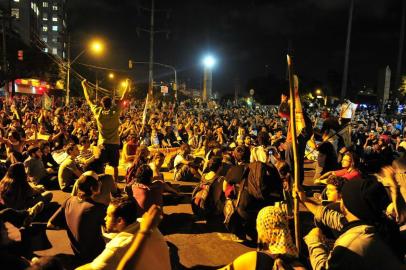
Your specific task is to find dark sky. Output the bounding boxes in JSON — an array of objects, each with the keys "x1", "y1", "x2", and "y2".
[{"x1": 68, "y1": 0, "x2": 403, "y2": 96}]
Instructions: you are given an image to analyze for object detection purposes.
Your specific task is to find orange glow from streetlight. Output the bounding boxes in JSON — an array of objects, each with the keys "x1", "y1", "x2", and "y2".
[
  {"x1": 89, "y1": 40, "x2": 104, "y2": 54},
  {"x1": 108, "y1": 73, "x2": 115, "y2": 79}
]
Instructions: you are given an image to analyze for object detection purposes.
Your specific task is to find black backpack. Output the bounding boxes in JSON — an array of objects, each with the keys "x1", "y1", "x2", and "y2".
[
  {"x1": 191, "y1": 176, "x2": 225, "y2": 219},
  {"x1": 246, "y1": 161, "x2": 283, "y2": 202}
]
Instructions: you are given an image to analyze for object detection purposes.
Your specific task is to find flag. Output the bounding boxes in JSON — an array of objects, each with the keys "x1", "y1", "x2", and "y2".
[
  {"x1": 141, "y1": 94, "x2": 149, "y2": 126},
  {"x1": 42, "y1": 92, "x2": 52, "y2": 110},
  {"x1": 293, "y1": 75, "x2": 305, "y2": 135}
]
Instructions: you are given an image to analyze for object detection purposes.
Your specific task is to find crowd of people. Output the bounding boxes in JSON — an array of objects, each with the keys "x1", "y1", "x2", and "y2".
[{"x1": 0, "y1": 81, "x2": 405, "y2": 269}]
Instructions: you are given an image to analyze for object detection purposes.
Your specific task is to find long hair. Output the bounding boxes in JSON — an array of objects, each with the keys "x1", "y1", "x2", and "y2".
[
  {"x1": 126, "y1": 146, "x2": 150, "y2": 184},
  {"x1": 0, "y1": 163, "x2": 32, "y2": 208}
]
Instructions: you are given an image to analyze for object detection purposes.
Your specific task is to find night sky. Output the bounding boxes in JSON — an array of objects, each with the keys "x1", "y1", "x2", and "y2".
[{"x1": 68, "y1": 0, "x2": 403, "y2": 96}]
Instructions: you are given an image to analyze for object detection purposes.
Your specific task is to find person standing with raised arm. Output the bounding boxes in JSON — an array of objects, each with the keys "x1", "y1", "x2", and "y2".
[{"x1": 82, "y1": 79, "x2": 130, "y2": 182}]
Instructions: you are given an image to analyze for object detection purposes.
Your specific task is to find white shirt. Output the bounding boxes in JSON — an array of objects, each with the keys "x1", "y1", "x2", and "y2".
[
  {"x1": 340, "y1": 101, "x2": 358, "y2": 119},
  {"x1": 250, "y1": 145, "x2": 268, "y2": 163},
  {"x1": 89, "y1": 221, "x2": 170, "y2": 270}
]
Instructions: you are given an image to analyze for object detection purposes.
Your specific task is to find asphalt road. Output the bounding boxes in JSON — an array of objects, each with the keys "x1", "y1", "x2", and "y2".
[{"x1": 29, "y1": 161, "x2": 316, "y2": 270}]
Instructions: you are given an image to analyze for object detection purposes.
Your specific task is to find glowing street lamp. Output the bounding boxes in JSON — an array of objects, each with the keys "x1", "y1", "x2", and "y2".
[
  {"x1": 66, "y1": 39, "x2": 105, "y2": 105},
  {"x1": 202, "y1": 54, "x2": 216, "y2": 102},
  {"x1": 108, "y1": 73, "x2": 115, "y2": 79},
  {"x1": 121, "y1": 80, "x2": 128, "y2": 88}
]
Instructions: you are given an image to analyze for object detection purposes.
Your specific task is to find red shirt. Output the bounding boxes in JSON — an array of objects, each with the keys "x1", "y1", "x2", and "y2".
[{"x1": 334, "y1": 168, "x2": 361, "y2": 181}]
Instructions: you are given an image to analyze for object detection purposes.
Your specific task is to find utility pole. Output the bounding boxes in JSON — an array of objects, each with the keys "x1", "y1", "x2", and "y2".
[
  {"x1": 148, "y1": 0, "x2": 155, "y2": 99},
  {"x1": 66, "y1": 35, "x2": 71, "y2": 105},
  {"x1": 340, "y1": 0, "x2": 355, "y2": 100},
  {"x1": 136, "y1": 0, "x2": 169, "y2": 100},
  {"x1": 395, "y1": 0, "x2": 406, "y2": 94}
]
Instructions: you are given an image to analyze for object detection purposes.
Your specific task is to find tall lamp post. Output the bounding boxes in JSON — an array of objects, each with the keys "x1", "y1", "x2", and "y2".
[
  {"x1": 202, "y1": 55, "x2": 216, "y2": 102},
  {"x1": 66, "y1": 39, "x2": 104, "y2": 105}
]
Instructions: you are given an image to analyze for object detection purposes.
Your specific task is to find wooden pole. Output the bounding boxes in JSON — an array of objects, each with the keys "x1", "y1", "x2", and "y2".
[{"x1": 287, "y1": 54, "x2": 301, "y2": 252}]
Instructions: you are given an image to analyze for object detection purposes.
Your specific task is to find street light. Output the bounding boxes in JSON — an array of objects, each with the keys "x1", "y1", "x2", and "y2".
[
  {"x1": 108, "y1": 72, "x2": 115, "y2": 79},
  {"x1": 202, "y1": 54, "x2": 216, "y2": 102},
  {"x1": 66, "y1": 39, "x2": 105, "y2": 105}
]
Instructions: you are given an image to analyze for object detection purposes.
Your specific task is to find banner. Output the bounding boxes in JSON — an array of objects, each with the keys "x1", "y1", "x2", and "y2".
[{"x1": 293, "y1": 75, "x2": 305, "y2": 135}]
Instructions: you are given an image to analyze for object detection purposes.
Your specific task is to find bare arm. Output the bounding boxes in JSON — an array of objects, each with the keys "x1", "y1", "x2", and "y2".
[
  {"x1": 82, "y1": 80, "x2": 94, "y2": 106},
  {"x1": 120, "y1": 79, "x2": 130, "y2": 101}
]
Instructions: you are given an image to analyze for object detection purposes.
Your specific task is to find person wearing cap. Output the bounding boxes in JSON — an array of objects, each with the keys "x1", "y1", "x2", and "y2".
[{"x1": 302, "y1": 177, "x2": 406, "y2": 270}]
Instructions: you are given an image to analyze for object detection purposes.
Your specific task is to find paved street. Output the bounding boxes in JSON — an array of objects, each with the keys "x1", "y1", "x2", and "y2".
[{"x1": 30, "y1": 161, "x2": 316, "y2": 269}]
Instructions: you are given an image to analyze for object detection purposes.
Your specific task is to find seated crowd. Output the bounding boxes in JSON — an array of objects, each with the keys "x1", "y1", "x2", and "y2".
[{"x1": 0, "y1": 93, "x2": 405, "y2": 270}]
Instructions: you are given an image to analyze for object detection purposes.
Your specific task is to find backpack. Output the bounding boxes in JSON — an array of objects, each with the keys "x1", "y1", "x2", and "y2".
[
  {"x1": 246, "y1": 161, "x2": 283, "y2": 202},
  {"x1": 191, "y1": 176, "x2": 225, "y2": 219}
]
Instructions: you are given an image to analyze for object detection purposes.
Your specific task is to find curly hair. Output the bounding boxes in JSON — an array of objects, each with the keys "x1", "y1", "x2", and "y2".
[{"x1": 326, "y1": 175, "x2": 347, "y2": 193}]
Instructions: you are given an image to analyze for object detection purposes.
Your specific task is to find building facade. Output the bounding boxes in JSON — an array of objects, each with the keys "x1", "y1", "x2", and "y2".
[
  {"x1": 0, "y1": 0, "x2": 41, "y2": 45},
  {"x1": 0, "y1": 0, "x2": 67, "y2": 59},
  {"x1": 38, "y1": 0, "x2": 67, "y2": 59}
]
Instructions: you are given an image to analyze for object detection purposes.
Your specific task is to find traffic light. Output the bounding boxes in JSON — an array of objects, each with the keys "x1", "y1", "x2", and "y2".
[
  {"x1": 17, "y1": 50, "x2": 23, "y2": 61},
  {"x1": 128, "y1": 60, "x2": 133, "y2": 69}
]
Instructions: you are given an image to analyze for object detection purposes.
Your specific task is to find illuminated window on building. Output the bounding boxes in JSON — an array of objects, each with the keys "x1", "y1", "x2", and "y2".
[
  {"x1": 44, "y1": 48, "x2": 48, "y2": 53},
  {"x1": 43, "y1": 2, "x2": 48, "y2": 7},
  {"x1": 42, "y1": 37, "x2": 47, "y2": 42},
  {"x1": 52, "y1": 17, "x2": 57, "y2": 22},
  {"x1": 52, "y1": 5, "x2": 58, "y2": 11},
  {"x1": 52, "y1": 48, "x2": 57, "y2": 55},
  {"x1": 14, "y1": 0, "x2": 19, "y2": 2},
  {"x1": 11, "y1": 8, "x2": 19, "y2": 19},
  {"x1": 52, "y1": 37, "x2": 57, "y2": 43},
  {"x1": 52, "y1": 25, "x2": 58, "y2": 31},
  {"x1": 42, "y1": 25, "x2": 48, "y2": 32}
]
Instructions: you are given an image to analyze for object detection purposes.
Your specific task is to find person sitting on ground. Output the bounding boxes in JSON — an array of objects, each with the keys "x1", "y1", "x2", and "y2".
[
  {"x1": 250, "y1": 131, "x2": 270, "y2": 163},
  {"x1": 0, "y1": 163, "x2": 52, "y2": 210},
  {"x1": 201, "y1": 156, "x2": 223, "y2": 183},
  {"x1": 220, "y1": 205, "x2": 305, "y2": 270},
  {"x1": 302, "y1": 177, "x2": 406, "y2": 269},
  {"x1": 174, "y1": 143, "x2": 201, "y2": 182},
  {"x1": 75, "y1": 198, "x2": 171, "y2": 270},
  {"x1": 58, "y1": 143, "x2": 83, "y2": 192},
  {"x1": 47, "y1": 174, "x2": 106, "y2": 264},
  {"x1": 40, "y1": 141, "x2": 59, "y2": 171},
  {"x1": 71, "y1": 171, "x2": 118, "y2": 206},
  {"x1": 129, "y1": 164, "x2": 178, "y2": 215},
  {"x1": 76, "y1": 136, "x2": 95, "y2": 168},
  {"x1": 315, "y1": 151, "x2": 361, "y2": 183},
  {"x1": 313, "y1": 126, "x2": 339, "y2": 181},
  {"x1": 125, "y1": 145, "x2": 150, "y2": 185},
  {"x1": 121, "y1": 134, "x2": 138, "y2": 165},
  {"x1": 24, "y1": 146, "x2": 57, "y2": 188},
  {"x1": 0, "y1": 201, "x2": 44, "y2": 270},
  {"x1": 148, "y1": 151, "x2": 165, "y2": 180}
]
